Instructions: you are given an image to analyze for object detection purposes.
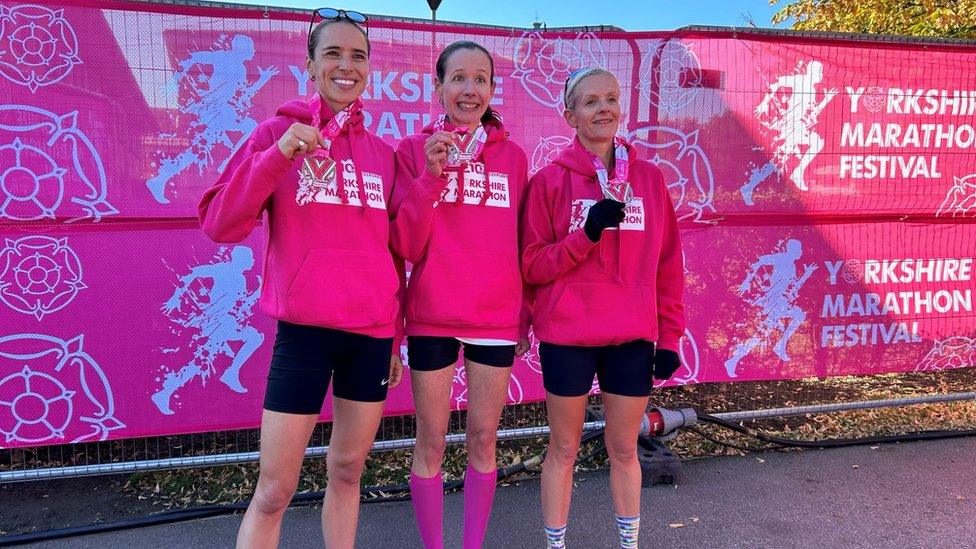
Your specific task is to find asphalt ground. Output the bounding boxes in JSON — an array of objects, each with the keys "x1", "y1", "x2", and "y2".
[{"x1": 12, "y1": 435, "x2": 975, "y2": 548}]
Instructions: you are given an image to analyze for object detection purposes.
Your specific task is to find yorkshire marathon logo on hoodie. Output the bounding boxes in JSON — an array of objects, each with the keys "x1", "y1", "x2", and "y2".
[
  {"x1": 569, "y1": 198, "x2": 646, "y2": 232},
  {"x1": 440, "y1": 163, "x2": 511, "y2": 207},
  {"x1": 296, "y1": 159, "x2": 387, "y2": 209}
]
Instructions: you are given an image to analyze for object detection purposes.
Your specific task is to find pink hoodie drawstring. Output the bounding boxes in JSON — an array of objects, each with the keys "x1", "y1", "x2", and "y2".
[
  {"x1": 478, "y1": 155, "x2": 492, "y2": 206},
  {"x1": 347, "y1": 123, "x2": 369, "y2": 214}
]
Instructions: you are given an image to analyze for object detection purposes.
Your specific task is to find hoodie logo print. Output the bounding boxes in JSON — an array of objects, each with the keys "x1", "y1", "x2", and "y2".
[
  {"x1": 440, "y1": 164, "x2": 511, "y2": 208},
  {"x1": 295, "y1": 159, "x2": 387, "y2": 209}
]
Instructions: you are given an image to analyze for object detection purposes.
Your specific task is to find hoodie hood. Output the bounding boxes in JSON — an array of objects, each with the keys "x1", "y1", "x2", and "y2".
[
  {"x1": 275, "y1": 97, "x2": 366, "y2": 134},
  {"x1": 275, "y1": 99, "x2": 312, "y2": 123},
  {"x1": 555, "y1": 136, "x2": 637, "y2": 179}
]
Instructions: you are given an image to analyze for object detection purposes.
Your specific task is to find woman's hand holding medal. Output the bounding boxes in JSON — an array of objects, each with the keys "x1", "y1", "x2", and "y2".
[
  {"x1": 278, "y1": 123, "x2": 328, "y2": 161},
  {"x1": 602, "y1": 180, "x2": 634, "y2": 204},
  {"x1": 423, "y1": 131, "x2": 458, "y2": 178}
]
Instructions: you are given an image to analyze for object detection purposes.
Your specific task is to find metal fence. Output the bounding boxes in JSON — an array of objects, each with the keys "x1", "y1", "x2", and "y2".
[{"x1": 3, "y1": 368, "x2": 974, "y2": 483}]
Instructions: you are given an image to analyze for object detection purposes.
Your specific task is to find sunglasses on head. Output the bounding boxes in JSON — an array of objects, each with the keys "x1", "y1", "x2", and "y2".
[{"x1": 307, "y1": 7, "x2": 370, "y2": 46}]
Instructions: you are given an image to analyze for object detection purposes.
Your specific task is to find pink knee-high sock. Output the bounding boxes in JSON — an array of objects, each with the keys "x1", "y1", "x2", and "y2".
[
  {"x1": 462, "y1": 465, "x2": 498, "y2": 549},
  {"x1": 410, "y1": 471, "x2": 444, "y2": 549}
]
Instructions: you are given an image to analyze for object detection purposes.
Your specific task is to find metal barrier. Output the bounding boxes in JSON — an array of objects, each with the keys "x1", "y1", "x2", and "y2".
[{"x1": 3, "y1": 368, "x2": 975, "y2": 483}]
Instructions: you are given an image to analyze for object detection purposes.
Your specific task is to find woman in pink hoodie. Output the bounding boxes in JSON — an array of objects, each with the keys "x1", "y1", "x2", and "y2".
[
  {"x1": 520, "y1": 68, "x2": 686, "y2": 549},
  {"x1": 389, "y1": 41, "x2": 529, "y2": 549},
  {"x1": 198, "y1": 11, "x2": 402, "y2": 548}
]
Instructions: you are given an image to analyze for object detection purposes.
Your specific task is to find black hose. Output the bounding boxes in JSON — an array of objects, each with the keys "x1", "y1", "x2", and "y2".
[
  {"x1": 0, "y1": 505, "x2": 242, "y2": 545},
  {"x1": 697, "y1": 413, "x2": 976, "y2": 449},
  {"x1": 684, "y1": 425, "x2": 771, "y2": 453}
]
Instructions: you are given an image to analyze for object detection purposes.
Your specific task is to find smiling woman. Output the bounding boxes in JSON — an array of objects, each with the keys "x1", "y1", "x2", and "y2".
[
  {"x1": 196, "y1": 7, "x2": 405, "y2": 549},
  {"x1": 519, "y1": 67, "x2": 687, "y2": 549},
  {"x1": 388, "y1": 40, "x2": 532, "y2": 549},
  {"x1": 305, "y1": 12, "x2": 370, "y2": 115}
]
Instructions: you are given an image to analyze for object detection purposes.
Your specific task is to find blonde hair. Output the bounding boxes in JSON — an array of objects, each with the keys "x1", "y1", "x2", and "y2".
[{"x1": 563, "y1": 67, "x2": 616, "y2": 110}]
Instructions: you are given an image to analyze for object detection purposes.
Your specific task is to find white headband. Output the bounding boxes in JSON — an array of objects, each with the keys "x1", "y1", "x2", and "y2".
[{"x1": 563, "y1": 67, "x2": 606, "y2": 108}]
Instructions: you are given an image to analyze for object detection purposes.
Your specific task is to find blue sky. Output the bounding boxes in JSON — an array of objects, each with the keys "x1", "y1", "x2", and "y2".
[{"x1": 229, "y1": 0, "x2": 787, "y2": 31}]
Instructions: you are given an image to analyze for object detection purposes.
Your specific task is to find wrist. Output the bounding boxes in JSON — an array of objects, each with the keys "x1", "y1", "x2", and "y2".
[
  {"x1": 584, "y1": 223, "x2": 602, "y2": 243},
  {"x1": 277, "y1": 141, "x2": 294, "y2": 161},
  {"x1": 418, "y1": 170, "x2": 448, "y2": 200}
]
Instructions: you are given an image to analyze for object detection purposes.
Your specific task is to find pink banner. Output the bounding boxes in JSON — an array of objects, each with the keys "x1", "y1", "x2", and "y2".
[{"x1": 1, "y1": 0, "x2": 973, "y2": 448}]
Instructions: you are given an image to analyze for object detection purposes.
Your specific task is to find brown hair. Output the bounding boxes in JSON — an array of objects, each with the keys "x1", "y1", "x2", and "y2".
[
  {"x1": 436, "y1": 41, "x2": 497, "y2": 124},
  {"x1": 308, "y1": 18, "x2": 370, "y2": 60}
]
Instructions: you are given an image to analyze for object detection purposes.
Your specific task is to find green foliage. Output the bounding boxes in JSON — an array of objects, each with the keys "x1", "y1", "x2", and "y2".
[{"x1": 770, "y1": 0, "x2": 976, "y2": 39}]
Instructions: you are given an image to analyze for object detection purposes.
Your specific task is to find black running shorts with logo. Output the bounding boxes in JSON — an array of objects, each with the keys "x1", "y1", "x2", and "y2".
[
  {"x1": 539, "y1": 340, "x2": 656, "y2": 397},
  {"x1": 263, "y1": 321, "x2": 394, "y2": 414},
  {"x1": 407, "y1": 336, "x2": 516, "y2": 371}
]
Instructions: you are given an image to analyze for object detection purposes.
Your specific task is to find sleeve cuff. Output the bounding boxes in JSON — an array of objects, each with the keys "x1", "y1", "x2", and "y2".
[
  {"x1": 418, "y1": 170, "x2": 447, "y2": 201},
  {"x1": 256, "y1": 143, "x2": 295, "y2": 176},
  {"x1": 657, "y1": 332, "x2": 681, "y2": 353},
  {"x1": 565, "y1": 229, "x2": 598, "y2": 261}
]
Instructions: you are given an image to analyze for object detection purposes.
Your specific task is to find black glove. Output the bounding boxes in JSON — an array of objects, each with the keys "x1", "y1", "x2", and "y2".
[
  {"x1": 583, "y1": 199, "x2": 626, "y2": 243},
  {"x1": 652, "y1": 349, "x2": 681, "y2": 381}
]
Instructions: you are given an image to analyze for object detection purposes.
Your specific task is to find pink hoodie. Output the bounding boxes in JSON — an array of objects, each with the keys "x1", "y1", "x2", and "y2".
[
  {"x1": 520, "y1": 137, "x2": 685, "y2": 350},
  {"x1": 390, "y1": 117, "x2": 529, "y2": 341},
  {"x1": 199, "y1": 98, "x2": 400, "y2": 339}
]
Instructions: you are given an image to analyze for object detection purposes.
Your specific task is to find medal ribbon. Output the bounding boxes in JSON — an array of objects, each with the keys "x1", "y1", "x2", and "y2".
[
  {"x1": 308, "y1": 92, "x2": 363, "y2": 157},
  {"x1": 589, "y1": 137, "x2": 632, "y2": 203}
]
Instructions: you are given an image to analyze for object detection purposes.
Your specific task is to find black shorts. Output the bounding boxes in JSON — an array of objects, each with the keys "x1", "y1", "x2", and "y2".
[
  {"x1": 263, "y1": 321, "x2": 393, "y2": 413},
  {"x1": 539, "y1": 340, "x2": 656, "y2": 397},
  {"x1": 407, "y1": 336, "x2": 516, "y2": 371}
]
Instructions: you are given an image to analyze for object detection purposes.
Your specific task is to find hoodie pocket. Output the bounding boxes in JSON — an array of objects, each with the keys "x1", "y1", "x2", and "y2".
[
  {"x1": 409, "y1": 251, "x2": 520, "y2": 328},
  {"x1": 286, "y1": 248, "x2": 399, "y2": 330},
  {"x1": 548, "y1": 282, "x2": 654, "y2": 344}
]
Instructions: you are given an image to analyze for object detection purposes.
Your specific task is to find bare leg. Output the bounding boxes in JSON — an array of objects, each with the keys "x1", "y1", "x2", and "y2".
[
  {"x1": 463, "y1": 360, "x2": 512, "y2": 472},
  {"x1": 236, "y1": 410, "x2": 318, "y2": 548},
  {"x1": 408, "y1": 366, "x2": 454, "y2": 549},
  {"x1": 602, "y1": 392, "x2": 651, "y2": 517},
  {"x1": 321, "y1": 397, "x2": 385, "y2": 549},
  {"x1": 410, "y1": 367, "x2": 455, "y2": 477},
  {"x1": 540, "y1": 393, "x2": 588, "y2": 528}
]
